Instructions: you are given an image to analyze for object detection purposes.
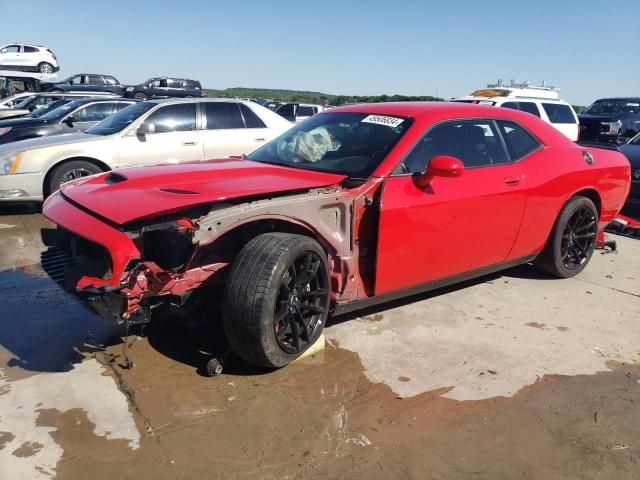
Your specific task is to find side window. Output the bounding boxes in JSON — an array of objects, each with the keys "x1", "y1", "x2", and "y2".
[
  {"x1": 399, "y1": 120, "x2": 509, "y2": 173},
  {"x1": 541, "y1": 103, "x2": 575, "y2": 124},
  {"x1": 72, "y1": 103, "x2": 115, "y2": 122},
  {"x1": 518, "y1": 102, "x2": 541, "y2": 117},
  {"x1": 204, "y1": 102, "x2": 245, "y2": 129},
  {"x1": 24, "y1": 46, "x2": 37, "y2": 53},
  {"x1": 69, "y1": 76, "x2": 83, "y2": 85},
  {"x1": 167, "y1": 79, "x2": 181, "y2": 88},
  {"x1": 239, "y1": 104, "x2": 266, "y2": 128},
  {"x1": 88, "y1": 75, "x2": 103, "y2": 84},
  {"x1": 276, "y1": 104, "x2": 296, "y2": 121},
  {"x1": 159, "y1": 79, "x2": 168, "y2": 88},
  {"x1": 501, "y1": 101, "x2": 541, "y2": 117},
  {"x1": 497, "y1": 120, "x2": 541, "y2": 160},
  {"x1": 144, "y1": 103, "x2": 197, "y2": 133},
  {"x1": 149, "y1": 80, "x2": 160, "y2": 88},
  {"x1": 297, "y1": 106, "x2": 315, "y2": 117},
  {"x1": 105, "y1": 77, "x2": 118, "y2": 85},
  {"x1": 114, "y1": 102, "x2": 133, "y2": 112},
  {"x1": 3, "y1": 45, "x2": 20, "y2": 53}
]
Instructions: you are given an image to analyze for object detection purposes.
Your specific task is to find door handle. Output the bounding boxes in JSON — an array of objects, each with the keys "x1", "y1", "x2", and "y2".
[
  {"x1": 255, "y1": 137, "x2": 266, "y2": 142},
  {"x1": 182, "y1": 141, "x2": 198, "y2": 146},
  {"x1": 504, "y1": 176, "x2": 521, "y2": 185}
]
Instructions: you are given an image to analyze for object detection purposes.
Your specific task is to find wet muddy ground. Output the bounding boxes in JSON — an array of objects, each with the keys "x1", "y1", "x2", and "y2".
[{"x1": 0, "y1": 204, "x2": 639, "y2": 479}]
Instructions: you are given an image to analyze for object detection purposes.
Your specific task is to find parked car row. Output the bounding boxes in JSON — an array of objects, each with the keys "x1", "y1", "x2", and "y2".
[{"x1": 0, "y1": 98, "x2": 292, "y2": 199}]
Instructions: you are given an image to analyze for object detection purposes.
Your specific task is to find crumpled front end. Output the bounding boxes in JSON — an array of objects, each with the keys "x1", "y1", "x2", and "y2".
[{"x1": 42, "y1": 191, "x2": 227, "y2": 325}]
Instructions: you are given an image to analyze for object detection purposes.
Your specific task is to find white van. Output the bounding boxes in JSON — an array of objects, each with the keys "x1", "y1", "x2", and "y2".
[{"x1": 451, "y1": 80, "x2": 579, "y2": 141}]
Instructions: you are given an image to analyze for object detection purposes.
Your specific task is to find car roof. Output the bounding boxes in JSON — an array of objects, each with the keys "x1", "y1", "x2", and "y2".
[
  {"x1": 592, "y1": 97, "x2": 640, "y2": 102},
  {"x1": 67, "y1": 97, "x2": 135, "y2": 105},
  {"x1": 148, "y1": 97, "x2": 245, "y2": 105},
  {"x1": 328, "y1": 101, "x2": 570, "y2": 124}
]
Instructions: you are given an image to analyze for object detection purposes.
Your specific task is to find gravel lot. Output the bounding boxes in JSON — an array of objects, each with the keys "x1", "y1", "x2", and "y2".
[{"x1": 0, "y1": 204, "x2": 638, "y2": 480}]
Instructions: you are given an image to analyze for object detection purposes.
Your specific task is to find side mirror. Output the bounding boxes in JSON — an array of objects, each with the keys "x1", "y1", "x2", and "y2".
[
  {"x1": 0, "y1": 49, "x2": 6, "y2": 54},
  {"x1": 415, "y1": 155, "x2": 464, "y2": 188},
  {"x1": 64, "y1": 115, "x2": 75, "y2": 126},
  {"x1": 137, "y1": 122, "x2": 155, "y2": 136}
]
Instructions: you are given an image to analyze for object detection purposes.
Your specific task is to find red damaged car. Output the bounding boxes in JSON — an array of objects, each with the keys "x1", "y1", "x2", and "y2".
[{"x1": 42, "y1": 103, "x2": 631, "y2": 368}]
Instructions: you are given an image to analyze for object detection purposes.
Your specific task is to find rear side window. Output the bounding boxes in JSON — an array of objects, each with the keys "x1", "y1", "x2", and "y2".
[
  {"x1": 88, "y1": 75, "x2": 104, "y2": 84},
  {"x1": 501, "y1": 101, "x2": 541, "y2": 117},
  {"x1": 145, "y1": 103, "x2": 197, "y2": 133},
  {"x1": 239, "y1": 104, "x2": 266, "y2": 128},
  {"x1": 204, "y1": 102, "x2": 245, "y2": 129},
  {"x1": 24, "y1": 46, "x2": 37, "y2": 53},
  {"x1": 497, "y1": 120, "x2": 541, "y2": 160},
  {"x1": 542, "y1": 103, "x2": 575, "y2": 124}
]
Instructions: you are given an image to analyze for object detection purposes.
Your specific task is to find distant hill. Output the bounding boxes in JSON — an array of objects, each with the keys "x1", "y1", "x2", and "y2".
[{"x1": 203, "y1": 87, "x2": 442, "y2": 106}]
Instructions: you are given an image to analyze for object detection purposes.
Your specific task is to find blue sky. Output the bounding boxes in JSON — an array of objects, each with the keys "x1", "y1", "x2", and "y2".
[{"x1": 2, "y1": 0, "x2": 638, "y2": 105}]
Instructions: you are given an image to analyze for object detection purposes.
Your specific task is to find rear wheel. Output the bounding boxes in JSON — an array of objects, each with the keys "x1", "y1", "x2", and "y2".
[
  {"x1": 38, "y1": 62, "x2": 54, "y2": 74},
  {"x1": 223, "y1": 233, "x2": 330, "y2": 368},
  {"x1": 47, "y1": 160, "x2": 104, "y2": 197},
  {"x1": 534, "y1": 196, "x2": 598, "y2": 278}
]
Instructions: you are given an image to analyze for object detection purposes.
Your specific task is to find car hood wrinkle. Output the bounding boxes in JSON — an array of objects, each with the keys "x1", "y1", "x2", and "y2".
[{"x1": 61, "y1": 158, "x2": 347, "y2": 225}]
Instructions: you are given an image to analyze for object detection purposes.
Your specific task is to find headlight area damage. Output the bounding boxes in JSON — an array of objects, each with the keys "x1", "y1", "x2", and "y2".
[{"x1": 41, "y1": 182, "x2": 379, "y2": 328}]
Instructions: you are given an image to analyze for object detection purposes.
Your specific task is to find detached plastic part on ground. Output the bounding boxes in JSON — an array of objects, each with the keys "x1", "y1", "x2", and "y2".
[{"x1": 604, "y1": 213, "x2": 640, "y2": 239}]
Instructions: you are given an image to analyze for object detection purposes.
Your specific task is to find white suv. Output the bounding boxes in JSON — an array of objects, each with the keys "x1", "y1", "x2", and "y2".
[
  {"x1": 451, "y1": 81, "x2": 579, "y2": 141},
  {"x1": 0, "y1": 43, "x2": 59, "y2": 74}
]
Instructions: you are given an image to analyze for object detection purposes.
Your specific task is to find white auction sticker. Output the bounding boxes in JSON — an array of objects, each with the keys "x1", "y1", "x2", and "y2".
[{"x1": 361, "y1": 115, "x2": 404, "y2": 128}]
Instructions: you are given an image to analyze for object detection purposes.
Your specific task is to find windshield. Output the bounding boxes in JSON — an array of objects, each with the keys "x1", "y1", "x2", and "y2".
[
  {"x1": 630, "y1": 132, "x2": 640, "y2": 145},
  {"x1": 86, "y1": 102, "x2": 155, "y2": 136},
  {"x1": 39, "y1": 99, "x2": 87, "y2": 121},
  {"x1": 247, "y1": 112, "x2": 412, "y2": 178},
  {"x1": 30, "y1": 99, "x2": 70, "y2": 118},
  {"x1": 14, "y1": 96, "x2": 37, "y2": 109},
  {"x1": 583, "y1": 100, "x2": 640, "y2": 115}
]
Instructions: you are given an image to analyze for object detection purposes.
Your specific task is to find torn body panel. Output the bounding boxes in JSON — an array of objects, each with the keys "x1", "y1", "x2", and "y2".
[{"x1": 43, "y1": 180, "x2": 383, "y2": 325}]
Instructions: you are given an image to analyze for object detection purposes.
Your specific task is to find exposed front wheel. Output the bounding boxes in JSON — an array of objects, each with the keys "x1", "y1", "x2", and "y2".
[
  {"x1": 47, "y1": 160, "x2": 104, "y2": 197},
  {"x1": 133, "y1": 92, "x2": 147, "y2": 101},
  {"x1": 223, "y1": 233, "x2": 330, "y2": 368},
  {"x1": 534, "y1": 196, "x2": 598, "y2": 278},
  {"x1": 38, "y1": 62, "x2": 54, "y2": 74}
]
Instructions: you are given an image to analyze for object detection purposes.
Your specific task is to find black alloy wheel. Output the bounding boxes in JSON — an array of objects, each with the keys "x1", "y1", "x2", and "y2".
[
  {"x1": 274, "y1": 251, "x2": 329, "y2": 354},
  {"x1": 560, "y1": 206, "x2": 597, "y2": 270}
]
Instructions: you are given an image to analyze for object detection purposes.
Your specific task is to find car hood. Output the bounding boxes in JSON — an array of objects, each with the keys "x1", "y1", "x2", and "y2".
[
  {"x1": 60, "y1": 158, "x2": 347, "y2": 225},
  {"x1": 0, "y1": 132, "x2": 99, "y2": 155}
]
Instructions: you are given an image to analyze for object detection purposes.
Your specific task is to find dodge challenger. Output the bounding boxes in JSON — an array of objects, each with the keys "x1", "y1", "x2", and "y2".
[{"x1": 41, "y1": 103, "x2": 631, "y2": 369}]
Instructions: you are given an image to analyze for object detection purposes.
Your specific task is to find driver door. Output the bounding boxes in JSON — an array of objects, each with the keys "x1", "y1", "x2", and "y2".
[
  {"x1": 0, "y1": 45, "x2": 21, "y2": 67},
  {"x1": 117, "y1": 103, "x2": 203, "y2": 168},
  {"x1": 375, "y1": 119, "x2": 528, "y2": 295}
]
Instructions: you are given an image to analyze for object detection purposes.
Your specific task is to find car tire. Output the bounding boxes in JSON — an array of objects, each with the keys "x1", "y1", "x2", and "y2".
[
  {"x1": 223, "y1": 232, "x2": 330, "y2": 368},
  {"x1": 38, "y1": 62, "x2": 54, "y2": 74},
  {"x1": 47, "y1": 160, "x2": 104, "y2": 197},
  {"x1": 133, "y1": 92, "x2": 147, "y2": 101},
  {"x1": 534, "y1": 196, "x2": 598, "y2": 278}
]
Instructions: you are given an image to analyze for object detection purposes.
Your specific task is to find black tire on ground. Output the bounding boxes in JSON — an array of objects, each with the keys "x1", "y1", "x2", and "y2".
[
  {"x1": 38, "y1": 62, "x2": 54, "y2": 74},
  {"x1": 534, "y1": 195, "x2": 598, "y2": 278},
  {"x1": 133, "y1": 92, "x2": 147, "y2": 101},
  {"x1": 223, "y1": 232, "x2": 330, "y2": 368},
  {"x1": 47, "y1": 160, "x2": 104, "y2": 197}
]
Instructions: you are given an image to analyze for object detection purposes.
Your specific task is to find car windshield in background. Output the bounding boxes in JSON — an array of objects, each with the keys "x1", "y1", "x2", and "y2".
[
  {"x1": 39, "y1": 100, "x2": 87, "y2": 121},
  {"x1": 247, "y1": 112, "x2": 412, "y2": 178},
  {"x1": 30, "y1": 100, "x2": 69, "y2": 117},
  {"x1": 583, "y1": 100, "x2": 640, "y2": 115},
  {"x1": 85, "y1": 102, "x2": 155, "y2": 135}
]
